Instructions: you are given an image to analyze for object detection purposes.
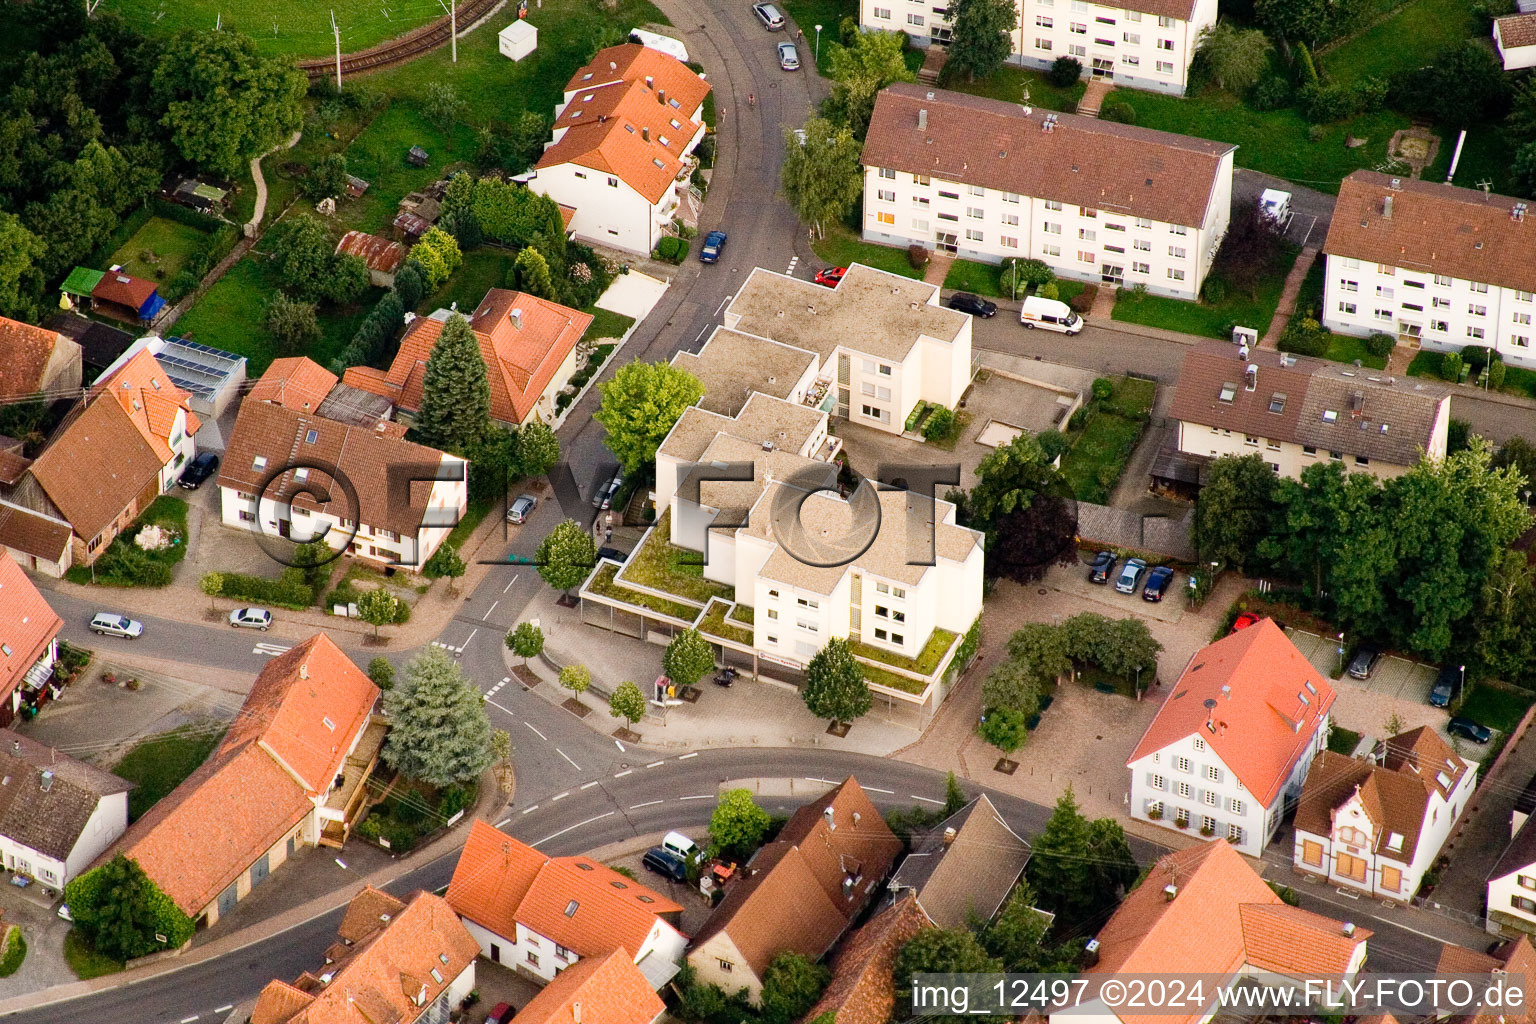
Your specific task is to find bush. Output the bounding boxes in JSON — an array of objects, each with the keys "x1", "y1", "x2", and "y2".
[
  {"x1": 1488, "y1": 359, "x2": 1508, "y2": 391},
  {"x1": 1365, "y1": 332, "x2": 1397, "y2": 358},
  {"x1": 1278, "y1": 316, "x2": 1328, "y2": 357},
  {"x1": 652, "y1": 236, "x2": 688, "y2": 263},
  {"x1": 1201, "y1": 276, "x2": 1226, "y2": 304},
  {"x1": 1301, "y1": 82, "x2": 1358, "y2": 124},
  {"x1": 1462, "y1": 345, "x2": 1494, "y2": 370},
  {"x1": 1068, "y1": 407, "x2": 1091, "y2": 431},
  {"x1": 1293, "y1": 40, "x2": 1319, "y2": 86},
  {"x1": 1248, "y1": 74, "x2": 1293, "y2": 111},
  {"x1": 1048, "y1": 56, "x2": 1084, "y2": 88},
  {"x1": 368, "y1": 656, "x2": 395, "y2": 690},
  {"x1": 908, "y1": 244, "x2": 930, "y2": 269},
  {"x1": 0, "y1": 927, "x2": 25, "y2": 977},
  {"x1": 1091, "y1": 377, "x2": 1114, "y2": 401},
  {"x1": 922, "y1": 406, "x2": 955, "y2": 441},
  {"x1": 216, "y1": 568, "x2": 315, "y2": 609},
  {"x1": 1069, "y1": 285, "x2": 1097, "y2": 313},
  {"x1": 1442, "y1": 351, "x2": 1465, "y2": 382},
  {"x1": 1037, "y1": 281, "x2": 1060, "y2": 300},
  {"x1": 1100, "y1": 102, "x2": 1137, "y2": 124},
  {"x1": 1037, "y1": 428, "x2": 1070, "y2": 462}
]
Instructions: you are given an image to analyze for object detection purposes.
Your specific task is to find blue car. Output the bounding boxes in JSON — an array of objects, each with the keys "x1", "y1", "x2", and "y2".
[
  {"x1": 699, "y1": 229, "x2": 727, "y2": 263},
  {"x1": 1142, "y1": 565, "x2": 1175, "y2": 602}
]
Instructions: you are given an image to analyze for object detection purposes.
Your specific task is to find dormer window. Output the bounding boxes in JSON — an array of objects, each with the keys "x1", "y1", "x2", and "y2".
[
  {"x1": 1268, "y1": 393, "x2": 1286, "y2": 413},
  {"x1": 253, "y1": 456, "x2": 268, "y2": 470}
]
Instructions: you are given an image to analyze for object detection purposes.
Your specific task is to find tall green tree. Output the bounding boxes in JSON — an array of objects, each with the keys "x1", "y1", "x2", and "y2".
[
  {"x1": 1006, "y1": 622, "x2": 1072, "y2": 682},
  {"x1": 1026, "y1": 788, "x2": 1136, "y2": 928},
  {"x1": 802, "y1": 638, "x2": 872, "y2": 725},
  {"x1": 779, "y1": 117, "x2": 864, "y2": 240},
  {"x1": 709, "y1": 788, "x2": 772, "y2": 859},
  {"x1": 151, "y1": 30, "x2": 306, "y2": 176},
  {"x1": 411, "y1": 227, "x2": 463, "y2": 289},
  {"x1": 412, "y1": 313, "x2": 492, "y2": 454},
  {"x1": 1506, "y1": 76, "x2": 1536, "y2": 148},
  {"x1": 1194, "y1": 23, "x2": 1272, "y2": 94},
  {"x1": 1194, "y1": 454, "x2": 1279, "y2": 571},
  {"x1": 826, "y1": 29, "x2": 917, "y2": 136},
  {"x1": 1253, "y1": 0, "x2": 1369, "y2": 45},
  {"x1": 946, "y1": 0, "x2": 1018, "y2": 82},
  {"x1": 536, "y1": 518, "x2": 597, "y2": 595},
  {"x1": 506, "y1": 621, "x2": 545, "y2": 664},
  {"x1": 894, "y1": 929, "x2": 1007, "y2": 1023},
  {"x1": 513, "y1": 247, "x2": 555, "y2": 299},
  {"x1": 981, "y1": 657, "x2": 1042, "y2": 717},
  {"x1": 964, "y1": 432, "x2": 1059, "y2": 533},
  {"x1": 663, "y1": 629, "x2": 716, "y2": 687},
  {"x1": 264, "y1": 292, "x2": 320, "y2": 356},
  {"x1": 594, "y1": 361, "x2": 705, "y2": 475},
  {"x1": 760, "y1": 952, "x2": 832, "y2": 1024},
  {"x1": 0, "y1": 212, "x2": 44, "y2": 320},
  {"x1": 515, "y1": 421, "x2": 562, "y2": 477},
  {"x1": 1391, "y1": 40, "x2": 1510, "y2": 128},
  {"x1": 609, "y1": 680, "x2": 647, "y2": 727},
  {"x1": 982, "y1": 882, "x2": 1078, "y2": 971},
  {"x1": 1472, "y1": 549, "x2": 1536, "y2": 682},
  {"x1": 63, "y1": 854, "x2": 195, "y2": 962},
  {"x1": 382, "y1": 645, "x2": 494, "y2": 786}
]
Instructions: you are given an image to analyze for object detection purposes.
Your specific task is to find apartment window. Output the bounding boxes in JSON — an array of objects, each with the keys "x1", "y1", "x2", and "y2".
[
  {"x1": 1035, "y1": 12, "x2": 1053, "y2": 24},
  {"x1": 877, "y1": 211, "x2": 895, "y2": 225},
  {"x1": 892, "y1": 586, "x2": 905, "y2": 598},
  {"x1": 1002, "y1": 212, "x2": 1019, "y2": 226},
  {"x1": 1519, "y1": 291, "x2": 1535, "y2": 302},
  {"x1": 1170, "y1": 224, "x2": 1187, "y2": 236},
  {"x1": 1156, "y1": 59, "x2": 1174, "y2": 72},
  {"x1": 912, "y1": 196, "x2": 930, "y2": 207},
  {"x1": 1043, "y1": 243, "x2": 1061, "y2": 257},
  {"x1": 1104, "y1": 244, "x2": 1125, "y2": 254},
  {"x1": 1001, "y1": 235, "x2": 1019, "y2": 248},
  {"x1": 1133, "y1": 239, "x2": 1151, "y2": 251},
  {"x1": 1168, "y1": 245, "x2": 1186, "y2": 258},
  {"x1": 1157, "y1": 37, "x2": 1174, "y2": 49},
  {"x1": 1230, "y1": 798, "x2": 1245, "y2": 815},
  {"x1": 1203, "y1": 790, "x2": 1219, "y2": 807},
  {"x1": 1375, "y1": 308, "x2": 1392, "y2": 321},
  {"x1": 891, "y1": 633, "x2": 904, "y2": 645},
  {"x1": 797, "y1": 597, "x2": 819, "y2": 609},
  {"x1": 938, "y1": 188, "x2": 960, "y2": 200},
  {"x1": 527, "y1": 952, "x2": 540, "y2": 967},
  {"x1": 1468, "y1": 326, "x2": 1486, "y2": 340},
  {"x1": 1132, "y1": 261, "x2": 1150, "y2": 274},
  {"x1": 876, "y1": 582, "x2": 889, "y2": 594},
  {"x1": 873, "y1": 5, "x2": 890, "y2": 15},
  {"x1": 798, "y1": 620, "x2": 818, "y2": 633},
  {"x1": 877, "y1": 189, "x2": 895, "y2": 202},
  {"x1": 1044, "y1": 200, "x2": 1063, "y2": 211},
  {"x1": 879, "y1": 167, "x2": 896, "y2": 179},
  {"x1": 1176, "y1": 781, "x2": 1192, "y2": 799},
  {"x1": 1080, "y1": 206, "x2": 1097, "y2": 218},
  {"x1": 1377, "y1": 285, "x2": 1394, "y2": 299},
  {"x1": 1205, "y1": 765, "x2": 1222, "y2": 782},
  {"x1": 1433, "y1": 297, "x2": 1451, "y2": 308},
  {"x1": 1228, "y1": 824, "x2": 1244, "y2": 843},
  {"x1": 862, "y1": 381, "x2": 876, "y2": 396},
  {"x1": 1340, "y1": 257, "x2": 1360, "y2": 269},
  {"x1": 1175, "y1": 756, "x2": 1192, "y2": 773},
  {"x1": 1095, "y1": 36, "x2": 1114, "y2": 46},
  {"x1": 1044, "y1": 222, "x2": 1061, "y2": 235},
  {"x1": 914, "y1": 173, "x2": 929, "y2": 185},
  {"x1": 574, "y1": 171, "x2": 587, "y2": 179},
  {"x1": 1471, "y1": 281, "x2": 1489, "y2": 293},
  {"x1": 1514, "y1": 335, "x2": 1532, "y2": 348},
  {"x1": 1147, "y1": 800, "x2": 1164, "y2": 816},
  {"x1": 1070, "y1": 20, "x2": 1086, "y2": 32},
  {"x1": 1158, "y1": 14, "x2": 1174, "y2": 25},
  {"x1": 1079, "y1": 228, "x2": 1096, "y2": 241},
  {"x1": 238, "y1": 510, "x2": 256, "y2": 523},
  {"x1": 1127, "y1": 9, "x2": 1140, "y2": 18},
  {"x1": 1002, "y1": 191, "x2": 1020, "y2": 203},
  {"x1": 1123, "y1": 31, "x2": 1140, "y2": 43},
  {"x1": 1470, "y1": 304, "x2": 1487, "y2": 316},
  {"x1": 765, "y1": 634, "x2": 778, "y2": 645},
  {"x1": 1339, "y1": 302, "x2": 1357, "y2": 315},
  {"x1": 968, "y1": 184, "x2": 985, "y2": 196},
  {"x1": 1193, "y1": 738, "x2": 1205, "y2": 752},
  {"x1": 1077, "y1": 250, "x2": 1095, "y2": 264},
  {"x1": 912, "y1": 219, "x2": 929, "y2": 232},
  {"x1": 1516, "y1": 896, "x2": 1536, "y2": 914},
  {"x1": 607, "y1": 176, "x2": 619, "y2": 187},
  {"x1": 1168, "y1": 268, "x2": 1185, "y2": 281},
  {"x1": 1036, "y1": 37, "x2": 1053, "y2": 50},
  {"x1": 861, "y1": 404, "x2": 890, "y2": 423},
  {"x1": 967, "y1": 206, "x2": 984, "y2": 219},
  {"x1": 878, "y1": 363, "x2": 892, "y2": 375},
  {"x1": 1340, "y1": 280, "x2": 1358, "y2": 292},
  {"x1": 1355, "y1": 455, "x2": 1370, "y2": 466},
  {"x1": 1096, "y1": 14, "x2": 1115, "y2": 22},
  {"x1": 874, "y1": 628, "x2": 887, "y2": 640},
  {"x1": 1520, "y1": 875, "x2": 1536, "y2": 891},
  {"x1": 907, "y1": 12, "x2": 924, "y2": 24},
  {"x1": 1430, "y1": 320, "x2": 1449, "y2": 333},
  {"x1": 1330, "y1": 451, "x2": 1343, "y2": 461},
  {"x1": 1434, "y1": 274, "x2": 1452, "y2": 286},
  {"x1": 1070, "y1": 43, "x2": 1087, "y2": 56},
  {"x1": 965, "y1": 228, "x2": 984, "y2": 244},
  {"x1": 766, "y1": 609, "x2": 778, "y2": 620},
  {"x1": 718, "y1": 959, "x2": 735, "y2": 972},
  {"x1": 1244, "y1": 434, "x2": 1258, "y2": 446},
  {"x1": 1404, "y1": 278, "x2": 1425, "y2": 289},
  {"x1": 1516, "y1": 312, "x2": 1533, "y2": 325},
  {"x1": 938, "y1": 212, "x2": 958, "y2": 222}
]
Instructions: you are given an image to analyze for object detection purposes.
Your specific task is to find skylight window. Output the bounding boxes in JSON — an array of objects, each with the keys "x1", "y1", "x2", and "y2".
[
  {"x1": 430, "y1": 968, "x2": 443, "y2": 984},
  {"x1": 1268, "y1": 393, "x2": 1286, "y2": 413},
  {"x1": 1304, "y1": 680, "x2": 1317, "y2": 695},
  {"x1": 1218, "y1": 383, "x2": 1236, "y2": 403},
  {"x1": 1322, "y1": 409, "x2": 1339, "y2": 423},
  {"x1": 305, "y1": 429, "x2": 318, "y2": 443},
  {"x1": 1436, "y1": 771, "x2": 1452, "y2": 788},
  {"x1": 583, "y1": 93, "x2": 595, "y2": 102},
  {"x1": 564, "y1": 900, "x2": 579, "y2": 917},
  {"x1": 652, "y1": 158, "x2": 665, "y2": 168}
]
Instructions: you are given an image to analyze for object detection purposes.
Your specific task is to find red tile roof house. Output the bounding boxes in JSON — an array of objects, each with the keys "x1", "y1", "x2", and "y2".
[
  {"x1": 252, "y1": 886, "x2": 479, "y2": 1024},
  {"x1": 1063, "y1": 841, "x2": 1370, "y2": 1024},
  {"x1": 1126, "y1": 618, "x2": 1335, "y2": 857},
  {"x1": 508, "y1": 947, "x2": 665, "y2": 1024},
  {"x1": 531, "y1": 43, "x2": 711, "y2": 256},
  {"x1": 220, "y1": 358, "x2": 467, "y2": 571},
  {"x1": 799, "y1": 890, "x2": 932, "y2": 1024},
  {"x1": 4, "y1": 348, "x2": 199, "y2": 568},
  {"x1": 685, "y1": 777, "x2": 904, "y2": 1003},
  {"x1": 0, "y1": 727, "x2": 132, "y2": 888},
  {"x1": 446, "y1": 819, "x2": 688, "y2": 989},
  {"x1": 0, "y1": 315, "x2": 83, "y2": 405},
  {"x1": 0, "y1": 553, "x2": 64, "y2": 727},
  {"x1": 343, "y1": 289, "x2": 592, "y2": 429},
  {"x1": 97, "y1": 633, "x2": 384, "y2": 928},
  {"x1": 1293, "y1": 726, "x2": 1476, "y2": 899}
]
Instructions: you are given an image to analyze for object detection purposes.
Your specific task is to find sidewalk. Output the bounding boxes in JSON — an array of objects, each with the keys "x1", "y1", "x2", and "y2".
[{"x1": 1259, "y1": 245, "x2": 1319, "y2": 350}]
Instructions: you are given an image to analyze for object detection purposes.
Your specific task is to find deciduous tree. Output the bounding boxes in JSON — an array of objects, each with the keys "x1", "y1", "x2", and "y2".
[
  {"x1": 0, "y1": 212, "x2": 44, "y2": 321},
  {"x1": 513, "y1": 246, "x2": 555, "y2": 299},
  {"x1": 199, "y1": 571, "x2": 224, "y2": 611},
  {"x1": 663, "y1": 629, "x2": 715, "y2": 687},
  {"x1": 594, "y1": 361, "x2": 705, "y2": 474},
  {"x1": 264, "y1": 292, "x2": 320, "y2": 356},
  {"x1": 412, "y1": 313, "x2": 492, "y2": 454},
  {"x1": 779, "y1": 117, "x2": 863, "y2": 239},
  {"x1": 1194, "y1": 453, "x2": 1279, "y2": 571},
  {"x1": 609, "y1": 680, "x2": 647, "y2": 726},
  {"x1": 536, "y1": 519, "x2": 597, "y2": 595},
  {"x1": 411, "y1": 227, "x2": 463, "y2": 289},
  {"x1": 382, "y1": 646, "x2": 494, "y2": 786},
  {"x1": 1391, "y1": 40, "x2": 1510, "y2": 128},
  {"x1": 802, "y1": 638, "x2": 872, "y2": 725},
  {"x1": 506, "y1": 622, "x2": 545, "y2": 664},
  {"x1": 894, "y1": 930, "x2": 1007, "y2": 1023},
  {"x1": 826, "y1": 29, "x2": 916, "y2": 137},
  {"x1": 946, "y1": 0, "x2": 1018, "y2": 83},
  {"x1": 981, "y1": 657, "x2": 1042, "y2": 717},
  {"x1": 709, "y1": 788, "x2": 771, "y2": 859},
  {"x1": 515, "y1": 421, "x2": 561, "y2": 477},
  {"x1": 559, "y1": 663, "x2": 591, "y2": 704},
  {"x1": 302, "y1": 152, "x2": 350, "y2": 201},
  {"x1": 1194, "y1": 23, "x2": 1272, "y2": 94},
  {"x1": 356, "y1": 587, "x2": 401, "y2": 638},
  {"x1": 760, "y1": 952, "x2": 832, "y2": 1024},
  {"x1": 367, "y1": 656, "x2": 396, "y2": 690}
]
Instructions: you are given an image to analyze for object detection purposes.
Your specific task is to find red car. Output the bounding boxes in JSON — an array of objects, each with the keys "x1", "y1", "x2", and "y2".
[
  {"x1": 1230, "y1": 612, "x2": 1261, "y2": 633},
  {"x1": 814, "y1": 266, "x2": 847, "y2": 287},
  {"x1": 484, "y1": 1003, "x2": 515, "y2": 1024}
]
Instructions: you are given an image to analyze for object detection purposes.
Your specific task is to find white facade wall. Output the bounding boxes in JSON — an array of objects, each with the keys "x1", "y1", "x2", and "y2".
[
  {"x1": 535, "y1": 164, "x2": 663, "y2": 256},
  {"x1": 0, "y1": 789, "x2": 128, "y2": 886},
  {"x1": 1174, "y1": 416, "x2": 1444, "y2": 482},
  {"x1": 861, "y1": 162, "x2": 1227, "y2": 300},
  {"x1": 1495, "y1": 24, "x2": 1536, "y2": 70},
  {"x1": 1489, "y1": 865, "x2": 1536, "y2": 934},
  {"x1": 157, "y1": 409, "x2": 197, "y2": 493},
  {"x1": 1128, "y1": 723, "x2": 1328, "y2": 856},
  {"x1": 1321, "y1": 254, "x2": 1536, "y2": 367},
  {"x1": 460, "y1": 917, "x2": 685, "y2": 987},
  {"x1": 861, "y1": 0, "x2": 1216, "y2": 95}
]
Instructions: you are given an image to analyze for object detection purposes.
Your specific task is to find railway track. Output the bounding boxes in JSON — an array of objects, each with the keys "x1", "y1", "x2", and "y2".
[{"x1": 296, "y1": 0, "x2": 504, "y2": 79}]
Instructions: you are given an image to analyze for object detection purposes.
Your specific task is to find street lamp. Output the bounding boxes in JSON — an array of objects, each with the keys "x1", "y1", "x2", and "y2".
[
  {"x1": 1336, "y1": 632, "x2": 1346, "y2": 674},
  {"x1": 814, "y1": 23, "x2": 822, "y2": 63}
]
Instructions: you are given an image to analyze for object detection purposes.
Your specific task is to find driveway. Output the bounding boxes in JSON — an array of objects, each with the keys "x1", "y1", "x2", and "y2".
[
  {"x1": 1233, "y1": 168, "x2": 1337, "y2": 249},
  {"x1": 1049, "y1": 559, "x2": 1187, "y2": 625},
  {"x1": 0, "y1": 883, "x2": 76, "y2": 998}
]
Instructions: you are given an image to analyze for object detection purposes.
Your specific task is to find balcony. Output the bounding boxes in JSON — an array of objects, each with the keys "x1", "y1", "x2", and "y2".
[
  {"x1": 320, "y1": 717, "x2": 389, "y2": 847},
  {"x1": 801, "y1": 377, "x2": 837, "y2": 414}
]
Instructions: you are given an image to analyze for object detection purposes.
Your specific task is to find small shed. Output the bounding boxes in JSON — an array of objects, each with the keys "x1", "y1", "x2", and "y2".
[
  {"x1": 407, "y1": 146, "x2": 430, "y2": 167},
  {"x1": 499, "y1": 20, "x2": 538, "y2": 61},
  {"x1": 90, "y1": 271, "x2": 165, "y2": 324},
  {"x1": 344, "y1": 174, "x2": 370, "y2": 199},
  {"x1": 60, "y1": 267, "x2": 105, "y2": 304},
  {"x1": 1495, "y1": 13, "x2": 1536, "y2": 70},
  {"x1": 335, "y1": 230, "x2": 407, "y2": 288},
  {"x1": 393, "y1": 211, "x2": 431, "y2": 242}
]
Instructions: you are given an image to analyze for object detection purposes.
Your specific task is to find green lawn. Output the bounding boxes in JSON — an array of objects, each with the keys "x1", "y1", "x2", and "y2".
[
  {"x1": 850, "y1": 629, "x2": 957, "y2": 676},
  {"x1": 1100, "y1": 89, "x2": 1411, "y2": 194},
  {"x1": 63, "y1": 930, "x2": 123, "y2": 980},
  {"x1": 1457, "y1": 682, "x2": 1536, "y2": 733},
  {"x1": 109, "y1": 0, "x2": 441, "y2": 57},
  {"x1": 584, "y1": 307, "x2": 636, "y2": 342},
  {"x1": 419, "y1": 246, "x2": 519, "y2": 315},
  {"x1": 445, "y1": 496, "x2": 496, "y2": 550},
  {"x1": 587, "y1": 562, "x2": 700, "y2": 621},
  {"x1": 781, "y1": 0, "x2": 856, "y2": 73},
  {"x1": 944, "y1": 258, "x2": 1007, "y2": 298},
  {"x1": 1408, "y1": 350, "x2": 1536, "y2": 398},
  {"x1": 698, "y1": 598, "x2": 753, "y2": 645},
  {"x1": 336, "y1": 101, "x2": 477, "y2": 236},
  {"x1": 812, "y1": 226, "x2": 924, "y2": 278},
  {"x1": 1059, "y1": 376, "x2": 1155, "y2": 504},
  {"x1": 63, "y1": 496, "x2": 190, "y2": 587},
  {"x1": 1322, "y1": 334, "x2": 1388, "y2": 370},
  {"x1": 946, "y1": 65, "x2": 1086, "y2": 113},
  {"x1": 1327, "y1": 725, "x2": 1363, "y2": 755},
  {"x1": 1320, "y1": 0, "x2": 1477, "y2": 86},
  {"x1": 1426, "y1": 121, "x2": 1518, "y2": 195},
  {"x1": 114, "y1": 724, "x2": 227, "y2": 821},
  {"x1": 1112, "y1": 261, "x2": 1292, "y2": 339},
  {"x1": 173, "y1": 256, "x2": 379, "y2": 375},
  {"x1": 110, "y1": 217, "x2": 212, "y2": 284}
]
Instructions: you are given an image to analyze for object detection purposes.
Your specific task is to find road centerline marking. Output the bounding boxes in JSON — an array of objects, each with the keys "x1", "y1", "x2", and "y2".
[
  {"x1": 678, "y1": 752, "x2": 698, "y2": 760},
  {"x1": 630, "y1": 799, "x2": 663, "y2": 809},
  {"x1": 557, "y1": 749, "x2": 581, "y2": 771},
  {"x1": 614, "y1": 769, "x2": 633, "y2": 777},
  {"x1": 532, "y1": 811, "x2": 615, "y2": 847},
  {"x1": 523, "y1": 721, "x2": 548, "y2": 741}
]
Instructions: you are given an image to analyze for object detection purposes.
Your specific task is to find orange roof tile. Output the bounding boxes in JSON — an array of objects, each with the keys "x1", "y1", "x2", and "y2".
[
  {"x1": 109, "y1": 633, "x2": 379, "y2": 917},
  {"x1": 1238, "y1": 903, "x2": 1370, "y2": 977},
  {"x1": 92, "y1": 348, "x2": 201, "y2": 458},
  {"x1": 0, "y1": 317, "x2": 65, "y2": 400},
  {"x1": 0, "y1": 553, "x2": 62, "y2": 705},
  {"x1": 801, "y1": 891, "x2": 932, "y2": 1024},
  {"x1": 249, "y1": 357, "x2": 340, "y2": 413},
  {"x1": 447, "y1": 820, "x2": 683, "y2": 957},
  {"x1": 27, "y1": 394, "x2": 166, "y2": 542},
  {"x1": 1127, "y1": 618, "x2": 1335, "y2": 807},
  {"x1": 510, "y1": 947, "x2": 664, "y2": 1024}
]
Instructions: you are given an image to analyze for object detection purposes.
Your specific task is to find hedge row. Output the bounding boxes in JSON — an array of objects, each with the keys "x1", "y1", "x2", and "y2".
[{"x1": 215, "y1": 568, "x2": 315, "y2": 609}]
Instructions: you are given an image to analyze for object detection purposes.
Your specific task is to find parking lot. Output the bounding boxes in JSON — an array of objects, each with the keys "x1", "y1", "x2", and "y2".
[{"x1": 1050, "y1": 556, "x2": 1186, "y2": 625}]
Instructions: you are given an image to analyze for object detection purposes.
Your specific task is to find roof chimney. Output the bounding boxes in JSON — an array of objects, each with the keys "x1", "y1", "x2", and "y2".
[
  {"x1": 824, "y1": 805, "x2": 835, "y2": 829},
  {"x1": 299, "y1": 662, "x2": 309, "y2": 680},
  {"x1": 1382, "y1": 195, "x2": 1394, "y2": 218},
  {"x1": 1163, "y1": 884, "x2": 1178, "y2": 901},
  {"x1": 658, "y1": 89, "x2": 667, "y2": 106},
  {"x1": 511, "y1": 308, "x2": 522, "y2": 329},
  {"x1": 1515, "y1": 202, "x2": 1529, "y2": 223},
  {"x1": 642, "y1": 126, "x2": 650, "y2": 142},
  {"x1": 40, "y1": 770, "x2": 53, "y2": 792},
  {"x1": 917, "y1": 108, "x2": 927, "y2": 130},
  {"x1": 1342, "y1": 922, "x2": 1356, "y2": 937},
  {"x1": 1244, "y1": 363, "x2": 1258, "y2": 392},
  {"x1": 943, "y1": 827, "x2": 957, "y2": 846}
]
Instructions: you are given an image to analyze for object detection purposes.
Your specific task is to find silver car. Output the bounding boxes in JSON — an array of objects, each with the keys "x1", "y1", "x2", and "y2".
[
  {"x1": 778, "y1": 41, "x2": 800, "y2": 70},
  {"x1": 507, "y1": 494, "x2": 537, "y2": 524},
  {"x1": 229, "y1": 607, "x2": 273, "y2": 630},
  {"x1": 593, "y1": 472, "x2": 625, "y2": 509},
  {"x1": 90, "y1": 612, "x2": 143, "y2": 638},
  {"x1": 752, "y1": 1, "x2": 785, "y2": 29}
]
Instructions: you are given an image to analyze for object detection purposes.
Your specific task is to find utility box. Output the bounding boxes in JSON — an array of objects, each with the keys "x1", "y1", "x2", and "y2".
[{"x1": 499, "y1": 20, "x2": 538, "y2": 61}]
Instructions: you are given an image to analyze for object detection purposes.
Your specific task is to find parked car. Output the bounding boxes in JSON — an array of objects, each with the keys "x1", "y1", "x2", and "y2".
[
  {"x1": 177, "y1": 451, "x2": 220, "y2": 489},
  {"x1": 1019, "y1": 295, "x2": 1083, "y2": 334},
  {"x1": 229, "y1": 607, "x2": 273, "y2": 630},
  {"x1": 663, "y1": 831, "x2": 700, "y2": 862},
  {"x1": 699, "y1": 229, "x2": 727, "y2": 263},
  {"x1": 1347, "y1": 644, "x2": 1383, "y2": 680},
  {"x1": 1448, "y1": 717, "x2": 1492, "y2": 744},
  {"x1": 642, "y1": 846, "x2": 689, "y2": 882},
  {"x1": 752, "y1": 1, "x2": 786, "y2": 28},
  {"x1": 1114, "y1": 558, "x2": 1148, "y2": 594},
  {"x1": 1088, "y1": 550, "x2": 1116, "y2": 584},
  {"x1": 1429, "y1": 665, "x2": 1461, "y2": 708},
  {"x1": 1230, "y1": 612, "x2": 1261, "y2": 633},
  {"x1": 1142, "y1": 566, "x2": 1175, "y2": 602},
  {"x1": 56, "y1": 903, "x2": 72, "y2": 922},
  {"x1": 484, "y1": 1003, "x2": 516, "y2": 1024},
  {"x1": 813, "y1": 266, "x2": 847, "y2": 287},
  {"x1": 90, "y1": 612, "x2": 143, "y2": 638},
  {"x1": 777, "y1": 41, "x2": 800, "y2": 70},
  {"x1": 506, "y1": 494, "x2": 537, "y2": 524},
  {"x1": 946, "y1": 292, "x2": 998, "y2": 318},
  {"x1": 593, "y1": 471, "x2": 625, "y2": 509}
]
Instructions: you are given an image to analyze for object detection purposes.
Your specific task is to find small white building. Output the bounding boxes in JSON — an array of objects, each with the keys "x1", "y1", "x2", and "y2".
[
  {"x1": 1495, "y1": 13, "x2": 1536, "y2": 70},
  {"x1": 1127, "y1": 617, "x2": 1335, "y2": 856},
  {"x1": 860, "y1": 84, "x2": 1235, "y2": 300},
  {"x1": 1322, "y1": 172, "x2": 1536, "y2": 366},
  {"x1": 861, "y1": 0, "x2": 1218, "y2": 96},
  {"x1": 1487, "y1": 774, "x2": 1536, "y2": 936},
  {"x1": 499, "y1": 19, "x2": 538, "y2": 61},
  {"x1": 0, "y1": 729, "x2": 131, "y2": 887},
  {"x1": 1293, "y1": 727, "x2": 1476, "y2": 899}
]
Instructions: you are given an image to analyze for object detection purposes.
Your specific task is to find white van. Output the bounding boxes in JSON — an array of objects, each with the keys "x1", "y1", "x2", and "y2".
[
  {"x1": 662, "y1": 831, "x2": 699, "y2": 862},
  {"x1": 1020, "y1": 296, "x2": 1083, "y2": 334}
]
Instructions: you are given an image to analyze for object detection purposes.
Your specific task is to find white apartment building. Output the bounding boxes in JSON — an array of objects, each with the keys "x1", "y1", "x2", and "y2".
[
  {"x1": 861, "y1": 84, "x2": 1235, "y2": 300},
  {"x1": 1323, "y1": 171, "x2": 1536, "y2": 366},
  {"x1": 1127, "y1": 618, "x2": 1335, "y2": 857},
  {"x1": 1293, "y1": 728, "x2": 1476, "y2": 900},
  {"x1": 1163, "y1": 342, "x2": 1452, "y2": 486},
  {"x1": 861, "y1": 0, "x2": 1216, "y2": 94},
  {"x1": 533, "y1": 43, "x2": 710, "y2": 255}
]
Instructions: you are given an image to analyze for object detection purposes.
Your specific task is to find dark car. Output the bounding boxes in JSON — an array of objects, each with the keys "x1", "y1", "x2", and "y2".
[
  {"x1": 1448, "y1": 717, "x2": 1492, "y2": 744},
  {"x1": 1088, "y1": 550, "x2": 1117, "y2": 584},
  {"x1": 642, "y1": 846, "x2": 689, "y2": 882},
  {"x1": 814, "y1": 266, "x2": 847, "y2": 287},
  {"x1": 946, "y1": 292, "x2": 998, "y2": 318},
  {"x1": 1429, "y1": 665, "x2": 1461, "y2": 708},
  {"x1": 178, "y1": 451, "x2": 220, "y2": 489},
  {"x1": 484, "y1": 1003, "x2": 516, "y2": 1024},
  {"x1": 699, "y1": 229, "x2": 727, "y2": 263},
  {"x1": 1142, "y1": 566, "x2": 1175, "y2": 602},
  {"x1": 1347, "y1": 644, "x2": 1384, "y2": 680}
]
